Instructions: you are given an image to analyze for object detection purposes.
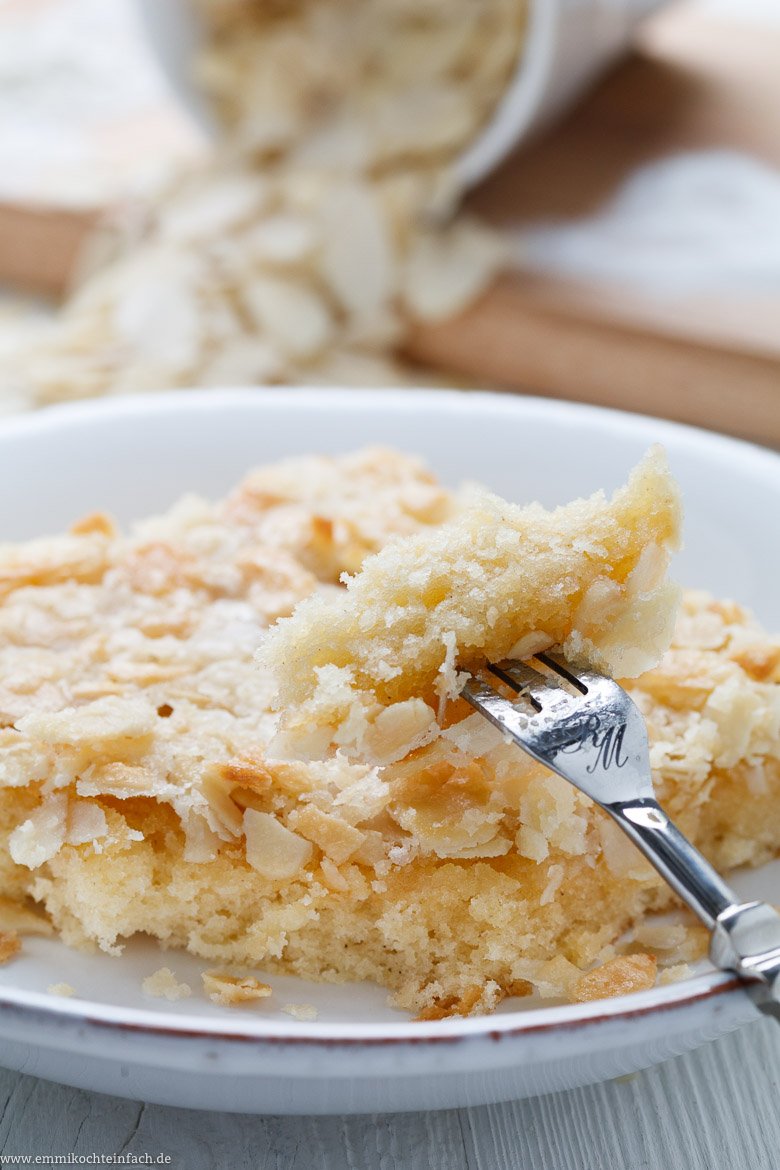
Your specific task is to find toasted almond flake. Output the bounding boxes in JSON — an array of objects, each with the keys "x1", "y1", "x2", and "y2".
[
  {"x1": 317, "y1": 182, "x2": 393, "y2": 319},
  {"x1": 199, "y1": 769, "x2": 245, "y2": 839},
  {"x1": 181, "y1": 812, "x2": 222, "y2": 864},
  {"x1": 247, "y1": 215, "x2": 317, "y2": 265},
  {"x1": 16, "y1": 696, "x2": 156, "y2": 748},
  {"x1": 77, "y1": 763, "x2": 160, "y2": 800},
  {"x1": 402, "y1": 220, "x2": 502, "y2": 321},
  {"x1": 9, "y1": 792, "x2": 68, "y2": 869},
  {"x1": 507, "y1": 631, "x2": 554, "y2": 660},
  {"x1": 199, "y1": 338, "x2": 284, "y2": 387},
  {"x1": 281, "y1": 1002, "x2": 318, "y2": 1021},
  {"x1": 527, "y1": 956, "x2": 583, "y2": 1000},
  {"x1": 243, "y1": 277, "x2": 333, "y2": 359},
  {"x1": 202, "y1": 970, "x2": 273, "y2": 1006},
  {"x1": 415, "y1": 981, "x2": 500, "y2": 1021},
  {"x1": 632, "y1": 922, "x2": 687, "y2": 951},
  {"x1": 244, "y1": 808, "x2": 313, "y2": 880},
  {"x1": 142, "y1": 967, "x2": 192, "y2": 1001},
  {"x1": 572, "y1": 954, "x2": 658, "y2": 1004},
  {"x1": 47, "y1": 983, "x2": 76, "y2": 998},
  {"x1": 516, "y1": 825, "x2": 549, "y2": 864},
  {"x1": 363, "y1": 699, "x2": 436, "y2": 763},
  {"x1": 112, "y1": 256, "x2": 203, "y2": 369},
  {"x1": 291, "y1": 803, "x2": 365, "y2": 864},
  {"x1": 539, "y1": 863, "x2": 564, "y2": 906},
  {"x1": 159, "y1": 175, "x2": 267, "y2": 243},
  {"x1": 503, "y1": 979, "x2": 534, "y2": 1000},
  {"x1": 319, "y1": 856, "x2": 350, "y2": 892},
  {"x1": 66, "y1": 800, "x2": 108, "y2": 847}
]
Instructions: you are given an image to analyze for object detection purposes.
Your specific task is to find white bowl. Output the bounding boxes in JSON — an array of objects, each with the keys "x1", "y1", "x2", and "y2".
[
  {"x1": 0, "y1": 387, "x2": 777, "y2": 1115},
  {"x1": 135, "y1": 0, "x2": 673, "y2": 190},
  {"x1": 458, "y1": 0, "x2": 672, "y2": 187}
]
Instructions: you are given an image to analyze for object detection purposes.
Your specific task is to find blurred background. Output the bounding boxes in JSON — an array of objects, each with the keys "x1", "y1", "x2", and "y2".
[{"x1": 0, "y1": 0, "x2": 778, "y2": 443}]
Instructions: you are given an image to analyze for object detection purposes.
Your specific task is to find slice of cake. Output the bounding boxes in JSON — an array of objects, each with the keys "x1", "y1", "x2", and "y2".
[{"x1": 0, "y1": 446, "x2": 778, "y2": 1019}]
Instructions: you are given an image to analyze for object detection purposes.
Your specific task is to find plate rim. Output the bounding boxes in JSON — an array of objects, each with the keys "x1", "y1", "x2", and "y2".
[
  {"x1": 0, "y1": 385, "x2": 776, "y2": 1050},
  {"x1": 0, "y1": 970, "x2": 748, "y2": 1049}
]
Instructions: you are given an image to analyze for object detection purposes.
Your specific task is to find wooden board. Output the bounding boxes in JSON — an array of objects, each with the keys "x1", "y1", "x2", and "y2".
[{"x1": 407, "y1": 7, "x2": 780, "y2": 444}]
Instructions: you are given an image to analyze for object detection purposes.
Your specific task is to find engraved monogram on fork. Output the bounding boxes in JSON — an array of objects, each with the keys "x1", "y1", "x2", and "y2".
[{"x1": 558, "y1": 714, "x2": 629, "y2": 773}]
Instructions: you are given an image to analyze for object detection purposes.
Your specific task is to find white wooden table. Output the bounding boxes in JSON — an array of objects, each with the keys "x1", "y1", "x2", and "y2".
[{"x1": 1, "y1": 1019, "x2": 778, "y2": 1167}]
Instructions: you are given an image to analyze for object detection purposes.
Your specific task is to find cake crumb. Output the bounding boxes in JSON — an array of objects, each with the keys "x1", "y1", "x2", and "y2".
[
  {"x1": 658, "y1": 963, "x2": 695, "y2": 986},
  {"x1": 202, "y1": 970, "x2": 273, "y2": 1006},
  {"x1": 281, "y1": 1002, "x2": 318, "y2": 1021},
  {"x1": 0, "y1": 932, "x2": 20, "y2": 965},
  {"x1": 142, "y1": 967, "x2": 192, "y2": 1001},
  {"x1": 47, "y1": 982, "x2": 76, "y2": 997}
]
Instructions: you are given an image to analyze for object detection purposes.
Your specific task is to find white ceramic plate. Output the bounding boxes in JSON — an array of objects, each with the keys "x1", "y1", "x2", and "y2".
[{"x1": 0, "y1": 388, "x2": 777, "y2": 1115}]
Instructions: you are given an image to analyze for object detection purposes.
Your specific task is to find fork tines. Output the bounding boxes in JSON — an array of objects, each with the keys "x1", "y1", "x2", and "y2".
[{"x1": 482, "y1": 651, "x2": 589, "y2": 717}]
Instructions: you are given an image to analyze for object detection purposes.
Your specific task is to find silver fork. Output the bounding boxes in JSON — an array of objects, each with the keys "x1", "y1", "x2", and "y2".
[{"x1": 462, "y1": 650, "x2": 780, "y2": 1020}]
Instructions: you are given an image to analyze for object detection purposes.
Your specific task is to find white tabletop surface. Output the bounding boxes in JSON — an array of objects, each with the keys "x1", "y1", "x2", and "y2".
[{"x1": 0, "y1": 1019, "x2": 776, "y2": 1166}]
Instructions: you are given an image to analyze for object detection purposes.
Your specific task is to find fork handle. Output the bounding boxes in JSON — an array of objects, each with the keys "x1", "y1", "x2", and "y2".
[
  {"x1": 606, "y1": 798, "x2": 780, "y2": 1014},
  {"x1": 606, "y1": 798, "x2": 738, "y2": 928}
]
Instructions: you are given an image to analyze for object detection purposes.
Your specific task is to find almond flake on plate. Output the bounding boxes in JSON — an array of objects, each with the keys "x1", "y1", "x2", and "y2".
[
  {"x1": 202, "y1": 971, "x2": 273, "y2": 1006},
  {"x1": 281, "y1": 1002, "x2": 318, "y2": 1021}
]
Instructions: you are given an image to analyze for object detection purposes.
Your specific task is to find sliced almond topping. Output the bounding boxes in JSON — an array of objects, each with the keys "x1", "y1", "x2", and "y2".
[
  {"x1": 66, "y1": 800, "x2": 108, "y2": 847},
  {"x1": 16, "y1": 696, "x2": 156, "y2": 749},
  {"x1": 217, "y1": 756, "x2": 274, "y2": 795},
  {"x1": 281, "y1": 1002, "x2": 318, "y2": 1021},
  {"x1": 291, "y1": 804, "x2": 364, "y2": 865},
  {"x1": 47, "y1": 982, "x2": 76, "y2": 997},
  {"x1": 516, "y1": 825, "x2": 549, "y2": 864},
  {"x1": 416, "y1": 982, "x2": 495, "y2": 1021},
  {"x1": 243, "y1": 276, "x2": 333, "y2": 359},
  {"x1": 9, "y1": 792, "x2": 68, "y2": 869},
  {"x1": 503, "y1": 979, "x2": 534, "y2": 999},
  {"x1": 77, "y1": 762, "x2": 159, "y2": 799},
  {"x1": 363, "y1": 699, "x2": 436, "y2": 763},
  {"x1": 572, "y1": 954, "x2": 658, "y2": 1004},
  {"x1": 199, "y1": 768, "x2": 244, "y2": 838},
  {"x1": 632, "y1": 922, "x2": 687, "y2": 951},
  {"x1": 318, "y1": 856, "x2": 349, "y2": 892},
  {"x1": 243, "y1": 808, "x2": 313, "y2": 880}
]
